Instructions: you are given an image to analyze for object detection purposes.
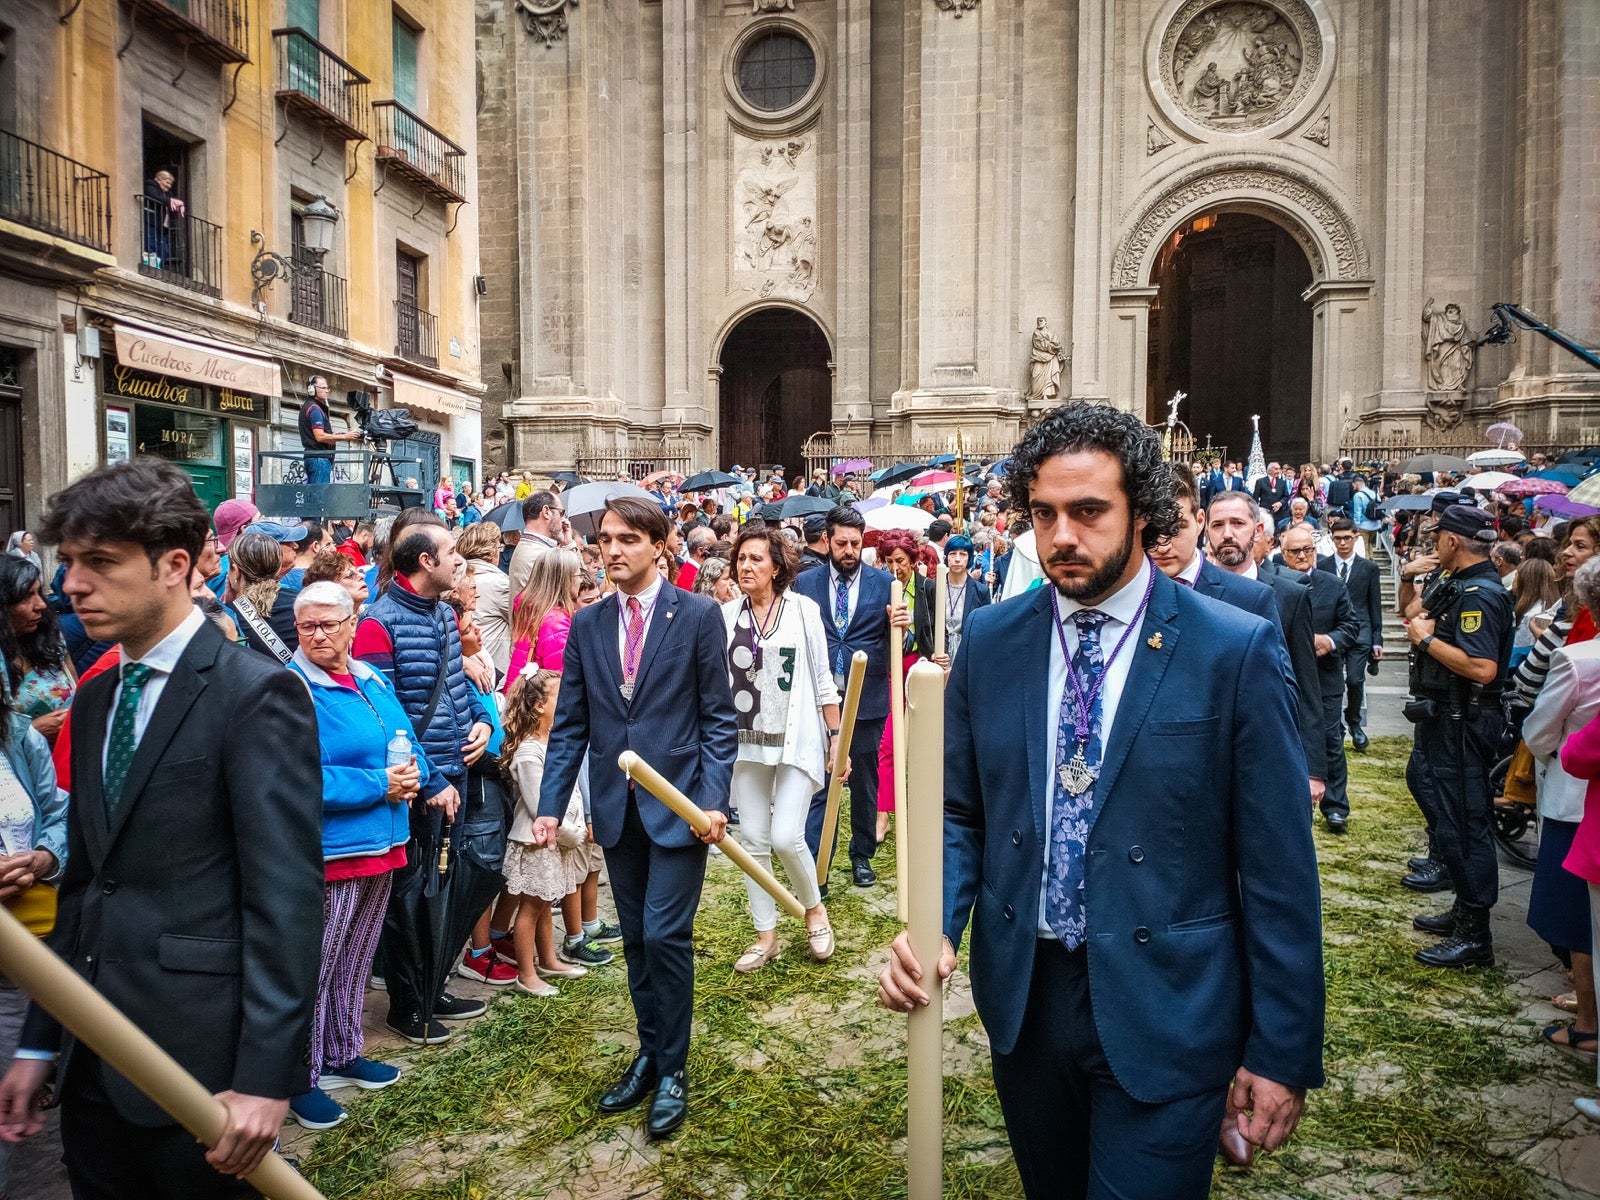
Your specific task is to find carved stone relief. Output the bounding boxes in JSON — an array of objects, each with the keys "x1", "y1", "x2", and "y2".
[
  {"x1": 1159, "y1": 0, "x2": 1322, "y2": 133},
  {"x1": 1025, "y1": 318, "x2": 1065, "y2": 404},
  {"x1": 1422, "y1": 297, "x2": 1474, "y2": 392},
  {"x1": 752, "y1": 0, "x2": 794, "y2": 11},
  {"x1": 1303, "y1": 108, "x2": 1330, "y2": 146},
  {"x1": 732, "y1": 134, "x2": 818, "y2": 303},
  {"x1": 515, "y1": 0, "x2": 577, "y2": 46},
  {"x1": 1147, "y1": 118, "x2": 1175, "y2": 155},
  {"x1": 934, "y1": 0, "x2": 980, "y2": 16}
]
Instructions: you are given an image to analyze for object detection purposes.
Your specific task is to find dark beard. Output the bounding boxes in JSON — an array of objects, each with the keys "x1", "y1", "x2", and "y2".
[
  {"x1": 1210, "y1": 538, "x2": 1249, "y2": 568},
  {"x1": 1050, "y1": 521, "x2": 1138, "y2": 603}
]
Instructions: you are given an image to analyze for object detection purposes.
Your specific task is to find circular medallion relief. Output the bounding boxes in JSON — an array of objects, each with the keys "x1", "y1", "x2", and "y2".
[{"x1": 1159, "y1": 0, "x2": 1323, "y2": 133}]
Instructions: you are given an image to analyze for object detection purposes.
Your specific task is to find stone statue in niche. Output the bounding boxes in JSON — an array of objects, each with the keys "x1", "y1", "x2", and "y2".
[
  {"x1": 1025, "y1": 318, "x2": 1065, "y2": 404},
  {"x1": 1172, "y1": 3, "x2": 1302, "y2": 127},
  {"x1": 1421, "y1": 297, "x2": 1474, "y2": 392},
  {"x1": 752, "y1": 0, "x2": 794, "y2": 11},
  {"x1": 733, "y1": 136, "x2": 818, "y2": 302}
]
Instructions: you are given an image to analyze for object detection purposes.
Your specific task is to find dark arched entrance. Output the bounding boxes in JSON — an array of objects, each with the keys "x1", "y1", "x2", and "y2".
[
  {"x1": 717, "y1": 308, "x2": 831, "y2": 474},
  {"x1": 1148, "y1": 212, "x2": 1313, "y2": 465}
]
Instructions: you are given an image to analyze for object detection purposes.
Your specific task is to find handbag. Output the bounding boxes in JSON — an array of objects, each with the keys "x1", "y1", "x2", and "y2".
[
  {"x1": 1503, "y1": 739, "x2": 1537, "y2": 806},
  {"x1": 6, "y1": 882, "x2": 56, "y2": 937}
]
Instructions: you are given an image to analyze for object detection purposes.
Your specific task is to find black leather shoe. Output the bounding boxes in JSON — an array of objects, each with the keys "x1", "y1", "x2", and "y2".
[
  {"x1": 598, "y1": 1053, "x2": 656, "y2": 1114},
  {"x1": 646, "y1": 1071, "x2": 688, "y2": 1139},
  {"x1": 1401, "y1": 861, "x2": 1452, "y2": 893},
  {"x1": 1412, "y1": 906, "x2": 1458, "y2": 935},
  {"x1": 1324, "y1": 812, "x2": 1348, "y2": 834},
  {"x1": 851, "y1": 858, "x2": 876, "y2": 887},
  {"x1": 1408, "y1": 854, "x2": 1435, "y2": 871},
  {"x1": 1349, "y1": 726, "x2": 1369, "y2": 751},
  {"x1": 1415, "y1": 933, "x2": 1495, "y2": 969}
]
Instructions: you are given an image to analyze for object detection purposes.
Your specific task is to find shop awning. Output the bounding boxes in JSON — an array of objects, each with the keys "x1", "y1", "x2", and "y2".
[
  {"x1": 111, "y1": 321, "x2": 282, "y2": 398},
  {"x1": 390, "y1": 372, "x2": 478, "y2": 420}
]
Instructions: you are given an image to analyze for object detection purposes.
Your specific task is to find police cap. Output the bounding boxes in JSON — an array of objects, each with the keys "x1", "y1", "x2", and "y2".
[
  {"x1": 1435, "y1": 504, "x2": 1496, "y2": 543},
  {"x1": 1428, "y1": 490, "x2": 1462, "y2": 515}
]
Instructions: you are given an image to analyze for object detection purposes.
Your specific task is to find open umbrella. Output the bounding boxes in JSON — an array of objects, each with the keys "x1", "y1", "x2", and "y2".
[
  {"x1": 1535, "y1": 493, "x2": 1600, "y2": 519},
  {"x1": 1485, "y1": 422, "x2": 1524, "y2": 448},
  {"x1": 1566, "y1": 474, "x2": 1600, "y2": 508},
  {"x1": 925, "y1": 454, "x2": 959, "y2": 468},
  {"x1": 562, "y1": 480, "x2": 657, "y2": 537},
  {"x1": 1467, "y1": 449, "x2": 1525, "y2": 469},
  {"x1": 552, "y1": 471, "x2": 583, "y2": 485},
  {"x1": 865, "y1": 505, "x2": 936, "y2": 533},
  {"x1": 1531, "y1": 467, "x2": 1586, "y2": 486},
  {"x1": 482, "y1": 499, "x2": 525, "y2": 533},
  {"x1": 1459, "y1": 471, "x2": 1520, "y2": 491},
  {"x1": 832, "y1": 458, "x2": 873, "y2": 475},
  {"x1": 852, "y1": 496, "x2": 890, "y2": 515},
  {"x1": 681, "y1": 469, "x2": 743, "y2": 493},
  {"x1": 1497, "y1": 477, "x2": 1568, "y2": 498},
  {"x1": 870, "y1": 462, "x2": 927, "y2": 487},
  {"x1": 1373, "y1": 494, "x2": 1434, "y2": 515},
  {"x1": 759, "y1": 494, "x2": 836, "y2": 521},
  {"x1": 1401, "y1": 454, "x2": 1471, "y2": 474}
]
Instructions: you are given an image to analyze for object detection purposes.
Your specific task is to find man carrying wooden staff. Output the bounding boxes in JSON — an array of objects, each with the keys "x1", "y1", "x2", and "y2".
[{"x1": 879, "y1": 404, "x2": 1325, "y2": 1200}]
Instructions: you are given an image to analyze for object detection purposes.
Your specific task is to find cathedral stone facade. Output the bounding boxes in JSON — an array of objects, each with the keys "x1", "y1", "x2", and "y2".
[{"x1": 476, "y1": 0, "x2": 1599, "y2": 475}]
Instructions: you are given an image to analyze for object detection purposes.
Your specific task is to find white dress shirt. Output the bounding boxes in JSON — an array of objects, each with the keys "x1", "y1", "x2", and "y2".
[
  {"x1": 102, "y1": 605, "x2": 206, "y2": 774},
  {"x1": 1177, "y1": 553, "x2": 1205, "y2": 588},
  {"x1": 615, "y1": 573, "x2": 666, "y2": 673},
  {"x1": 1039, "y1": 556, "x2": 1152, "y2": 936},
  {"x1": 827, "y1": 563, "x2": 863, "y2": 628}
]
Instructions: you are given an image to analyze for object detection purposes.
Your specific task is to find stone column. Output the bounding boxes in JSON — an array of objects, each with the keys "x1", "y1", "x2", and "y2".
[
  {"x1": 1067, "y1": 0, "x2": 1115, "y2": 405},
  {"x1": 1305, "y1": 280, "x2": 1375, "y2": 461},
  {"x1": 1374, "y1": 0, "x2": 1429, "y2": 417},
  {"x1": 662, "y1": 0, "x2": 704, "y2": 439},
  {"x1": 833, "y1": 0, "x2": 872, "y2": 432},
  {"x1": 1106, "y1": 287, "x2": 1159, "y2": 421}
]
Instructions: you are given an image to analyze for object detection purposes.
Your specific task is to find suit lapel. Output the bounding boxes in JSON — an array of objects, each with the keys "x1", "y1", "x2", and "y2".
[
  {"x1": 1091, "y1": 572, "x2": 1180, "y2": 836},
  {"x1": 69, "y1": 670, "x2": 116, "y2": 868},
  {"x1": 1022, "y1": 586, "x2": 1053, "y2": 849},
  {"x1": 597, "y1": 592, "x2": 624, "y2": 695},
  {"x1": 628, "y1": 584, "x2": 681, "y2": 701}
]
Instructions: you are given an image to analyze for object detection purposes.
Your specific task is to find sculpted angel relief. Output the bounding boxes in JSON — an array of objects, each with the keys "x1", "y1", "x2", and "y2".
[{"x1": 733, "y1": 136, "x2": 818, "y2": 302}]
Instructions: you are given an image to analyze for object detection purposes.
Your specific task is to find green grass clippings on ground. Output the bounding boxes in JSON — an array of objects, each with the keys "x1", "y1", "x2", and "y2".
[{"x1": 299, "y1": 741, "x2": 1587, "y2": 1199}]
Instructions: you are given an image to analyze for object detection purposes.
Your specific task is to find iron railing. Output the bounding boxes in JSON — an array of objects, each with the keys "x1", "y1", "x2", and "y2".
[
  {"x1": 372, "y1": 100, "x2": 466, "y2": 203},
  {"x1": 576, "y1": 437, "x2": 698, "y2": 482},
  {"x1": 272, "y1": 28, "x2": 369, "y2": 142},
  {"x1": 136, "y1": 194, "x2": 222, "y2": 297},
  {"x1": 130, "y1": 0, "x2": 250, "y2": 64},
  {"x1": 1338, "y1": 426, "x2": 1593, "y2": 470},
  {"x1": 394, "y1": 299, "x2": 438, "y2": 367},
  {"x1": 0, "y1": 129, "x2": 111, "y2": 253},
  {"x1": 290, "y1": 261, "x2": 348, "y2": 338}
]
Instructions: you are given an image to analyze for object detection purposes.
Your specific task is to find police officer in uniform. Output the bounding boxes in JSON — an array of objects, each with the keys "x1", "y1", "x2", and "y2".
[
  {"x1": 1396, "y1": 491, "x2": 1460, "y2": 892},
  {"x1": 1404, "y1": 504, "x2": 1514, "y2": 968}
]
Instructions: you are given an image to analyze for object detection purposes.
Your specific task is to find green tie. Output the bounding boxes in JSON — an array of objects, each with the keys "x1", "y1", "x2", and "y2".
[{"x1": 104, "y1": 664, "x2": 154, "y2": 813}]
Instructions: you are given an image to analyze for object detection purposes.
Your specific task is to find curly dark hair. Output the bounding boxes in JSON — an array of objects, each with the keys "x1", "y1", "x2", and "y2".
[
  {"x1": 0, "y1": 555, "x2": 66, "y2": 694},
  {"x1": 1004, "y1": 403, "x2": 1180, "y2": 550}
]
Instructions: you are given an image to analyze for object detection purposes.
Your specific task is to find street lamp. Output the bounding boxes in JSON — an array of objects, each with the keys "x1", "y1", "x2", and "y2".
[{"x1": 300, "y1": 196, "x2": 340, "y2": 258}]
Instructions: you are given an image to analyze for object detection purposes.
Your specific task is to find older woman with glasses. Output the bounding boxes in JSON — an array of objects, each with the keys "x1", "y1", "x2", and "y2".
[{"x1": 285, "y1": 581, "x2": 452, "y2": 1130}]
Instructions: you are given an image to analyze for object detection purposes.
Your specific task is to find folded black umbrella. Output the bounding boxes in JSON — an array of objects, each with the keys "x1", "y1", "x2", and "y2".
[{"x1": 380, "y1": 802, "x2": 458, "y2": 1028}]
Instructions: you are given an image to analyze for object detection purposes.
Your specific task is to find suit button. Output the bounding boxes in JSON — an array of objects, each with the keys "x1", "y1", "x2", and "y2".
[
  {"x1": 102, "y1": 881, "x2": 117, "y2": 895},
  {"x1": 1012, "y1": 830, "x2": 1022, "y2": 846},
  {"x1": 1128, "y1": 846, "x2": 1145, "y2": 864},
  {"x1": 1134, "y1": 926, "x2": 1151, "y2": 944},
  {"x1": 627, "y1": 719, "x2": 636, "y2": 727},
  {"x1": 1002, "y1": 905, "x2": 1014, "y2": 921}
]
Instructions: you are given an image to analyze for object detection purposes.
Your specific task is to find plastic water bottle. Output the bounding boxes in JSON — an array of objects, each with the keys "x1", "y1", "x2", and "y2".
[{"x1": 386, "y1": 730, "x2": 412, "y2": 768}]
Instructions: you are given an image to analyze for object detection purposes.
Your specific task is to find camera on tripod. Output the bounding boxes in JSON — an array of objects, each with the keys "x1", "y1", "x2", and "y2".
[{"x1": 348, "y1": 390, "x2": 418, "y2": 448}]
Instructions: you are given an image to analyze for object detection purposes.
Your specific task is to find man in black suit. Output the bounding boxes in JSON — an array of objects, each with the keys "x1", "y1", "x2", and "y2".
[
  {"x1": 1277, "y1": 522, "x2": 1362, "y2": 832},
  {"x1": 535, "y1": 497, "x2": 736, "y2": 1139},
  {"x1": 794, "y1": 506, "x2": 894, "y2": 888},
  {"x1": 0, "y1": 460, "x2": 323, "y2": 1195},
  {"x1": 1253, "y1": 462, "x2": 1292, "y2": 524},
  {"x1": 1205, "y1": 491, "x2": 1328, "y2": 809},
  {"x1": 1319, "y1": 517, "x2": 1384, "y2": 750}
]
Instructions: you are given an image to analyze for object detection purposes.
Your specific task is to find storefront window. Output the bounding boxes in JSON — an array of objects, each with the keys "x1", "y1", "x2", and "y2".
[{"x1": 134, "y1": 407, "x2": 224, "y2": 465}]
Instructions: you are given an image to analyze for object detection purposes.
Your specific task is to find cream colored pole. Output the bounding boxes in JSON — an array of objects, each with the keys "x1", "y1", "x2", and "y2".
[
  {"x1": 904, "y1": 659, "x2": 946, "y2": 1200},
  {"x1": 933, "y1": 564, "x2": 948, "y2": 659},
  {"x1": 0, "y1": 908, "x2": 325, "y2": 1200},
  {"x1": 816, "y1": 651, "x2": 868, "y2": 887},
  {"x1": 618, "y1": 751, "x2": 807, "y2": 919},
  {"x1": 889, "y1": 578, "x2": 909, "y2": 922}
]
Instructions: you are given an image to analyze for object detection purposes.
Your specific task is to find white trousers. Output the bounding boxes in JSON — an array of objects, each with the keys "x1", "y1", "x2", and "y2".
[{"x1": 732, "y1": 760, "x2": 822, "y2": 931}]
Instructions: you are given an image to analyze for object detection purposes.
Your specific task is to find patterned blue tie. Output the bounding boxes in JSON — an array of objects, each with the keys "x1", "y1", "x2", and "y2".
[
  {"x1": 833, "y1": 572, "x2": 851, "y2": 674},
  {"x1": 1045, "y1": 610, "x2": 1109, "y2": 948}
]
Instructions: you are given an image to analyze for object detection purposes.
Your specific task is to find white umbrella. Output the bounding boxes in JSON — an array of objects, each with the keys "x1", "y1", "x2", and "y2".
[
  {"x1": 561, "y1": 480, "x2": 657, "y2": 538},
  {"x1": 1467, "y1": 448, "x2": 1525, "y2": 468},
  {"x1": 1461, "y1": 470, "x2": 1519, "y2": 491},
  {"x1": 865, "y1": 505, "x2": 936, "y2": 533}
]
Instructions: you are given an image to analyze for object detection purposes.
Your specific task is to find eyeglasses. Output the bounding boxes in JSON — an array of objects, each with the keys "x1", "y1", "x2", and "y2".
[
  {"x1": 1281, "y1": 546, "x2": 1316, "y2": 558},
  {"x1": 295, "y1": 618, "x2": 351, "y2": 637}
]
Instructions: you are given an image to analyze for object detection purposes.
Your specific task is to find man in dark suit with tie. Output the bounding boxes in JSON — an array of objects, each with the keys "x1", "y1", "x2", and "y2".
[
  {"x1": 1205, "y1": 490, "x2": 1329, "y2": 807},
  {"x1": 794, "y1": 506, "x2": 893, "y2": 888},
  {"x1": 880, "y1": 405, "x2": 1323, "y2": 1199},
  {"x1": 0, "y1": 459, "x2": 324, "y2": 1195},
  {"x1": 1277, "y1": 522, "x2": 1362, "y2": 832},
  {"x1": 1153, "y1": 465, "x2": 1281, "y2": 633},
  {"x1": 535, "y1": 496, "x2": 736, "y2": 1140},
  {"x1": 1253, "y1": 462, "x2": 1292, "y2": 524},
  {"x1": 1319, "y1": 517, "x2": 1384, "y2": 750}
]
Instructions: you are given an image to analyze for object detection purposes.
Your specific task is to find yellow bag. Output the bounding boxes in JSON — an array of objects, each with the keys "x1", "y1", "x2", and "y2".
[
  {"x1": 5, "y1": 883, "x2": 56, "y2": 937},
  {"x1": 1502, "y1": 740, "x2": 1537, "y2": 807}
]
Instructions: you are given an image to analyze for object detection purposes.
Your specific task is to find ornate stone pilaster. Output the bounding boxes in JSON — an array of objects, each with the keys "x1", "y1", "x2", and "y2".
[{"x1": 514, "y1": 0, "x2": 577, "y2": 46}]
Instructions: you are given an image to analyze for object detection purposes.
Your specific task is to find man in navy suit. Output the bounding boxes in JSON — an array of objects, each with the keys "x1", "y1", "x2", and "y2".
[
  {"x1": 1319, "y1": 517, "x2": 1385, "y2": 750},
  {"x1": 1153, "y1": 464, "x2": 1281, "y2": 634},
  {"x1": 794, "y1": 506, "x2": 893, "y2": 888},
  {"x1": 880, "y1": 405, "x2": 1324, "y2": 1199},
  {"x1": 535, "y1": 497, "x2": 737, "y2": 1140}
]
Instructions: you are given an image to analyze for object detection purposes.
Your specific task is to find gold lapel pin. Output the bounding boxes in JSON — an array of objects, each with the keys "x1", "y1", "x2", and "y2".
[{"x1": 1146, "y1": 632, "x2": 1163, "y2": 650}]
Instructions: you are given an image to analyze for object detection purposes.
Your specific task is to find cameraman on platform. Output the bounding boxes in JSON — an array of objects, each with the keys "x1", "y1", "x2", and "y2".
[
  {"x1": 300, "y1": 376, "x2": 361, "y2": 485},
  {"x1": 1404, "y1": 504, "x2": 1513, "y2": 970}
]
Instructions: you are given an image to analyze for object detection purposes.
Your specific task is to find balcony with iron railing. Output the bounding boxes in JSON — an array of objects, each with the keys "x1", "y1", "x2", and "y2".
[
  {"x1": 372, "y1": 101, "x2": 467, "y2": 204},
  {"x1": 0, "y1": 129, "x2": 111, "y2": 254},
  {"x1": 272, "y1": 28, "x2": 370, "y2": 143},
  {"x1": 136, "y1": 194, "x2": 222, "y2": 297},
  {"x1": 290, "y1": 258, "x2": 349, "y2": 338},
  {"x1": 124, "y1": 0, "x2": 250, "y2": 65},
  {"x1": 394, "y1": 299, "x2": 438, "y2": 368}
]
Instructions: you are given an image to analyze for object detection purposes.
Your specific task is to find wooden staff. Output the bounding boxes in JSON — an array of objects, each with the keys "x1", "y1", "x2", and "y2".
[
  {"x1": 933, "y1": 563, "x2": 948, "y2": 659},
  {"x1": 904, "y1": 660, "x2": 946, "y2": 1200},
  {"x1": 890, "y1": 578, "x2": 909, "y2": 922},
  {"x1": 816, "y1": 651, "x2": 868, "y2": 887},
  {"x1": 618, "y1": 751, "x2": 806, "y2": 919},
  {"x1": 0, "y1": 907, "x2": 325, "y2": 1200}
]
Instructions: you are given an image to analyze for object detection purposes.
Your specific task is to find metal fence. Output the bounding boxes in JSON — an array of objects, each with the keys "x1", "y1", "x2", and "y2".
[
  {"x1": 576, "y1": 436, "x2": 697, "y2": 482},
  {"x1": 0, "y1": 130, "x2": 111, "y2": 254},
  {"x1": 394, "y1": 300, "x2": 438, "y2": 368},
  {"x1": 1338, "y1": 426, "x2": 1596, "y2": 469},
  {"x1": 290, "y1": 263, "x2": 348, "y2": 338},
  {"x1": 372, "y1": 101, "x2": 467, "y2": 203},
  {"x1": 800, "y1": 433, "x2": 1020, "y2": 482},
  {"x1": 136, "y1": 194, "x2": 222, "y2": 297},
  {"x1": 272, "y1": 28, "x2": 370, "y2": 142}
]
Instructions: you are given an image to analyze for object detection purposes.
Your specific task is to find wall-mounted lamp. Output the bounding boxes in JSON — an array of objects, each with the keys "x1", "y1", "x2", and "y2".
[{"x1": 250, "y1": 196, "x2": 341, "y2": 308}]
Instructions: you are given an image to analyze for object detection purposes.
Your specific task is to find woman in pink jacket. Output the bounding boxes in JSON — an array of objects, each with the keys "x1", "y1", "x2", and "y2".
[
  {"x1": 1558, "y1": 684, "x2": 1600, "y2": 1125},
  {"x1": 503, "y1": 548, "x2": 583, "y2": 692}
]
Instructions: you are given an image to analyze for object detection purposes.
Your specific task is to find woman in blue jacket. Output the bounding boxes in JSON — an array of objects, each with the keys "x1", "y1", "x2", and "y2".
[{"x1": 287, "y1": 582, "x2": 450, "y2": 1130}]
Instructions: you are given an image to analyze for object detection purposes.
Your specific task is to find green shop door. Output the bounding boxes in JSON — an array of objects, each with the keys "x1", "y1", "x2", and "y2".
[{"x1": 134, "y1": 405, "x2": 231, "y2": 513}]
